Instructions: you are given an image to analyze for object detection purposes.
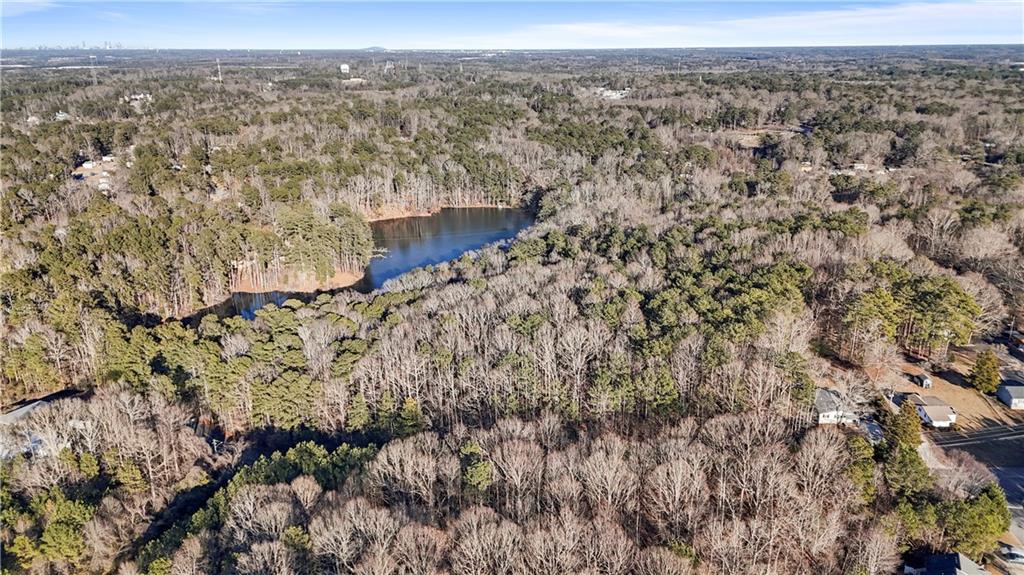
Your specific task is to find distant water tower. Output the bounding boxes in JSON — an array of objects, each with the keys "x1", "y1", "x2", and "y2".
[{"x1": 340, "y1": 64, "x2": 350, "y2": 75}]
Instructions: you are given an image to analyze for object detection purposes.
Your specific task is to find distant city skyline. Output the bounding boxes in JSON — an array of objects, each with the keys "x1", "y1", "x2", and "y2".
[{"x1": 2, "y1": 1, "x2": 1021, "y2": 50}]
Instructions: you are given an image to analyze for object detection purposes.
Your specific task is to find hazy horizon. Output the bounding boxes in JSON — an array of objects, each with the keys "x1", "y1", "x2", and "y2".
[
  {"x1": 3, "y1": 43, "x2": 1021, "y2": 51},
  {"x1": 3, "y1": 0, "x2": 1021, "y2": 50}
]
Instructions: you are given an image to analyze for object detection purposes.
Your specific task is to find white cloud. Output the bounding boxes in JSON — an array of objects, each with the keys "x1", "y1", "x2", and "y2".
[
  {"x1": 418, "y1": 0, "x2": 1023, "y2": 49},
  {"x1": 98, "y1": 10, "x2": 129, "y2": 21},
  {"x1": 226, "y1": 2, "x2": 290, "y2": 16},
  {"x1": 2, "y1": 0, "x2": 59, "y2": 18}
]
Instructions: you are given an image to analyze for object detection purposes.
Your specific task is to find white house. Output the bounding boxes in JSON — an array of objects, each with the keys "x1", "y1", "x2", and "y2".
[
  {"x1": 814, "y1": 388, "x2": 857, "y2": 425},
  {"x1": 596, "y1": 87, "x2": 631, "y2": 100},
  {"x1": 909, "y1": 395, "x2": 957, "y2": 428},
  {"x1": 997, "y1": 383, "x2": 1024, "y2": 410}
]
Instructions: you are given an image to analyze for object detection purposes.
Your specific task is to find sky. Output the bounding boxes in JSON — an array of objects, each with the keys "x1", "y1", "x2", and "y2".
[{"x1": 1, "y1": 0, "x2": 1021, "y2": 50}]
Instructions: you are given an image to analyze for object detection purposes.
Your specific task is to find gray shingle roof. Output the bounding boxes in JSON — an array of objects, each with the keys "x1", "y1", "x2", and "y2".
[
  {"x1": 909, "y1": 394, "x2": 949, "y2": 407},
  {"x1": 1000, "y1": 383, "x2": 1024, "y2": 400},
  {"x1": 0, "y1": 401, "x2": 45, "y2": 426},
  {"x1": 925, "y1": 552, "x2": 986, "y2": 575},
  {"x1": 814, "y1": 388, "x2": 842, "y2": 413}
]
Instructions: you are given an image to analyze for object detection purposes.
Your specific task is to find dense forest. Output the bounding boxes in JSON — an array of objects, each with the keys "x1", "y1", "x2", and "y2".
[{"x1": 1, "y1": 46, "x2": 1023, "y2": 574}]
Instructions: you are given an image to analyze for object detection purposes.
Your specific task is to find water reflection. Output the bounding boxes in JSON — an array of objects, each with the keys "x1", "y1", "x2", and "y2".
[{"x1": 207, "y1": 207, "x2": 532, "y2": 319}]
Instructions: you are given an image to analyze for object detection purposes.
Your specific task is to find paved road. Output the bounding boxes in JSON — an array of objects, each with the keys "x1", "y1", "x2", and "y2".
[{"x1": 929, "y1": 423, "x2": 1024, "y2": 448}]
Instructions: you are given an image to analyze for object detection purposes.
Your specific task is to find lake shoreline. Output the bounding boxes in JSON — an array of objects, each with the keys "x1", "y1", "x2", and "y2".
[
  {"x1": 365, "y1": 202, "x2": 514, "y2": 223},
  {"x1": 185, "y1": 206, "x2": 533, "y2": 322},
  {"x1": 230, "y1": 267, "x2": 365, "y2": 295}
]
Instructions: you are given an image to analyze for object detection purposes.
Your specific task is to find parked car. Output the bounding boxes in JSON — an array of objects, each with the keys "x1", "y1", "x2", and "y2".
[
  {"x1": 1007, "y1": 331, "x2": 1024, "y2": 359},
  {"x1": 1012, "y1": 342, "x2": 1024, "y2": 360},
  {"x1": 1001, "y1": 544, "x2": 1024, "y2": 565},
  {"x1": 858, "y1": 416, "x2": 884, "y2": 444}
]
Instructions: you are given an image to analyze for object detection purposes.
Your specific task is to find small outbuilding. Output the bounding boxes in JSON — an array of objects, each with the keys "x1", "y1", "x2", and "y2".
[
  {"x1": 997, "y1": 383, "x2": 1024, "y2": 410},
  {"x1": 906, "y1": 365, "x2": 932, "y2": 389}
]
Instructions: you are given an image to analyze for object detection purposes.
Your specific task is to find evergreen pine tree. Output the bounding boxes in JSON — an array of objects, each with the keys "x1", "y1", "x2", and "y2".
[
  {"x1": 888, "y1": 399, "x2": 923, "y2": 448},
  {"x1": 884, "y1": 444, "x2": 933, "y2": 498},
  {"x1": 396, "y1": 396, "x2": 424, "y2": 437},
  {"x1": 966, "y1": 349, "x2": 1001, "y2": 394},
  {"x1": 346, "y1": 392, "x2": 371, "y2": 432},
  {"x1": 940, "y1": 483, "x2": 1011, "y2": 558},
  {"x1": 846, "y1": 435, "x2": 877, "y2": 504},
  {"x1": 460, "y1": 441, "x2": 493, "y2": 496},
  {"x1": 375, "y1": 390, "x2": 397, "y2": 435}
]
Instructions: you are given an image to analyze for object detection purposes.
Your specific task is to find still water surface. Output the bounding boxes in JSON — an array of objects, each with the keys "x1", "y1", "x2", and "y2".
[{"x1": 213, "y1": 207, "x2": 532, "y2": 319}]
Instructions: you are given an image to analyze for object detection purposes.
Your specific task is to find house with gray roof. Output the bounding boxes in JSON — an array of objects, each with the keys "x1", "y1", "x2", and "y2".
[
  {"x1": 0, "y1": 401, "x2": 47, "y2": 459},
  {"x1": 814, "y1": 388, "x2": 856, "y2": 425},
  {"x1": 924, "y1": 552, "x2": 986, "y2": 575},
  {"x1": 0, "y1": 401, "x2": 46, "y2": 426},
  {"x1": 909, "y1": 394, "x2": 957, "y2": 428},
  {"x1": 997, "y1": 383, "x2": 1024, "y2": 410}
]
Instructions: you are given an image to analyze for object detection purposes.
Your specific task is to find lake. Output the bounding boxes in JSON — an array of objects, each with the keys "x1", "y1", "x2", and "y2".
[{"x1": 208, "y1": 207, "x2": 533, "y2": 319}]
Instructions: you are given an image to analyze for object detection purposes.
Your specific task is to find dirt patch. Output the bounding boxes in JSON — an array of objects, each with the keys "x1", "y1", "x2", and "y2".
[
  {"x1": 721, "y1": 125, "x2": 802, "y2": 149},
  {"x1": 71, "y1": 157, "x2": 119, "y2": 191},
  {"x1": 366, "y1": 204, "x2": 436, "y2": 222},
  {"x1": 885, "y1": 361, "x2": 1019, "y2": 430},
  {"x1": 365, "y1": 202, "x2": 511, "y2": 222},
  {"x1": 232, "y1": 267, "x2": 363, "y2": 294}
]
